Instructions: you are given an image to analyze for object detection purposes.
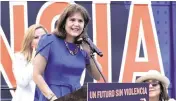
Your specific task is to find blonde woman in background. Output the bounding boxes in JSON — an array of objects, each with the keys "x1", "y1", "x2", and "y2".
[{"x1": 12, "y1": 24, "x2": 47, "y2": 101}]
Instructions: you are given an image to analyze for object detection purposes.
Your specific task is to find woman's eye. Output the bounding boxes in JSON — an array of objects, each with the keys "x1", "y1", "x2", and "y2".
[
  {"x1": 34, "y1": 36, "x2": 39, "y2": 39},
  {"x1": 70, "y1": 18, "x2": 75, "y2": 22},
  {"x1": 79, "y1": 19, "x2": 83, "y2": 23}
]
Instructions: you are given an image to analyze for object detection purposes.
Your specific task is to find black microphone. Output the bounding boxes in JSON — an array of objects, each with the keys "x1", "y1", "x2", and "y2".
[{"x1": 83, "y1": 37, "x2": 103, "y2": 57}]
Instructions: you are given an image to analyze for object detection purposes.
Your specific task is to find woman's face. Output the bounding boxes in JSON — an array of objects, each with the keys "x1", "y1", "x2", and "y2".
[
  {"x1": 65, "y1": 12, "x2": 84, "y2": 39},
  {"x1": 144, "y1": 79, "x2": 161, "y2": 98},
  {"x1": 31, "y1": 28, "x2": 46, "y2": 49}
]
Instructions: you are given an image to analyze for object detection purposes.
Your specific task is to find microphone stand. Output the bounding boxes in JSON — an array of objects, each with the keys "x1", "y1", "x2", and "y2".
[{"x1": 90, "y1": 52, "x2": 107, "y2": 83}]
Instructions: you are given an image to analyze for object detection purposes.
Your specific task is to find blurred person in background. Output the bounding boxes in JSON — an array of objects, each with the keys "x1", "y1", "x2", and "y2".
[
  {"x1": 136, "y1": 70, "x2": 176, "y2": 101},
  {"x1": 12, "y1": 24, "x2": 47, "y2": 101}
]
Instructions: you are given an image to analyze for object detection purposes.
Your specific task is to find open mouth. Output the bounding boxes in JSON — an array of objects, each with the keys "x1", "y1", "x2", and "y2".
[{"x1": 71, "y1": 28, "x2": 79, "y2": 31}]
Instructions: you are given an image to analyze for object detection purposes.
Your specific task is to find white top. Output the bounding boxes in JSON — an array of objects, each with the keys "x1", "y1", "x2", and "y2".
[{"x1": 12, "y1": 52, "x2": 36, "y2": 101}]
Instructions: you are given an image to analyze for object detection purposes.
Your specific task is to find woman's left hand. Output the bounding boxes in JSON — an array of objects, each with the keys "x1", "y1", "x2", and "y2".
[
  {"x1": 80, "y1": 40, "x2": 92, "y2": 56},
  {"x1": 169, "y1": 98, "x2": 176, "y2": 101},
  {"x1": 50, "y1": 95, "x2": 57, "y2": 101}
]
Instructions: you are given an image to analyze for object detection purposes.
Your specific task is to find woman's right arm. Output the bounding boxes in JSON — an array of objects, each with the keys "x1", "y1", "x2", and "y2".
[{"x1": 33, "y1": 54, "x2": 57, "y2": 100}]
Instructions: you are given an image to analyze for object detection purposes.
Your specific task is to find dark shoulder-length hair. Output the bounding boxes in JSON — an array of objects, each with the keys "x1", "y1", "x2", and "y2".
[
  {"x1": 54, "y1": 4, "x2": 90, "y2": 43},
  {"x1": 159, "y1": 82, "x2": 170, "y2": 101}
]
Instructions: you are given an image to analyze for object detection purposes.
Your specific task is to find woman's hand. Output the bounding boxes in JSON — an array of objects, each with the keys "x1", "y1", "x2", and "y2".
[
  {"x1": 81, "y1": 41, "x2": 92, "y2": 56},
  {"x1": 169, "y1": 98, "x2": 176, "y2": 101},
  {"x1": 50, "y1": 95, "x2": 57, "y2": 101}
]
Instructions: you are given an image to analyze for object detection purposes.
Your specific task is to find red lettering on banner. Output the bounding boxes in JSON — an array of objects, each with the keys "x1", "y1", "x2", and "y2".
[
  {"x1": 0, "y1": 4, "x2": 26, "y2": 87},
  {"x1": 13, "y1": 5, "x2": 25, "y2": 52},
  {"x1": 38, "y1": 2, "x2": 69, "y2": 32},
  {"x1": 119, "y1": 4, "x2": 162, "y2": 83},
  {"x1": 95, "y1": 4, "x2": 109, "y2": 83},
  {"x1": 1, "y1": 31, "x2": 16, "y2": 87}
]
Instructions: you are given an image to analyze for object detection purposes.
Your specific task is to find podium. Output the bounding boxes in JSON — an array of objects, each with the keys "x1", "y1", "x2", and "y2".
[
  {"x1": 55, "y1": 85, "x2": 87, "y2": 101},
  {"x1": 55, "y1": 83, "x2": 149, "y2": 101}
]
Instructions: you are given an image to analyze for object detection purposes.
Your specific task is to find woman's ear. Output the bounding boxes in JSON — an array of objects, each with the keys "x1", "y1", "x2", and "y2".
[{"x1": 31, "y1": 42, "x2": 36, "y2": 49}]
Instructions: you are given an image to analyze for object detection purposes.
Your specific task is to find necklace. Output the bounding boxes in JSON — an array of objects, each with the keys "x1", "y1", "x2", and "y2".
[{"x1": 64, "y1": 41, "x2": 79, "y2": 55}]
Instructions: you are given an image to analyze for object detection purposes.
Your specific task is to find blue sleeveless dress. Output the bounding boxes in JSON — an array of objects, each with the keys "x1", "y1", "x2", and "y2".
[{"x1": 34, "y1": 34, "x2": 90, "y2": 101}]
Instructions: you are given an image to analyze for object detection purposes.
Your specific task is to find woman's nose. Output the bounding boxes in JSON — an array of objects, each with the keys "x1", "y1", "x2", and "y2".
[
  {"x1": 74, "y1": 21, "x2": 79, "y2": 26},
  {"x1": 149, "y1": 83, "x2": 153, "y2": 87}
]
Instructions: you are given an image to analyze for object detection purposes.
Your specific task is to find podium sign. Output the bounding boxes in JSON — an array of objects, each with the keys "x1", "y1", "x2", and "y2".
[{"x1": 88, "y1": 83, "x2": 149, "y2": 101}]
